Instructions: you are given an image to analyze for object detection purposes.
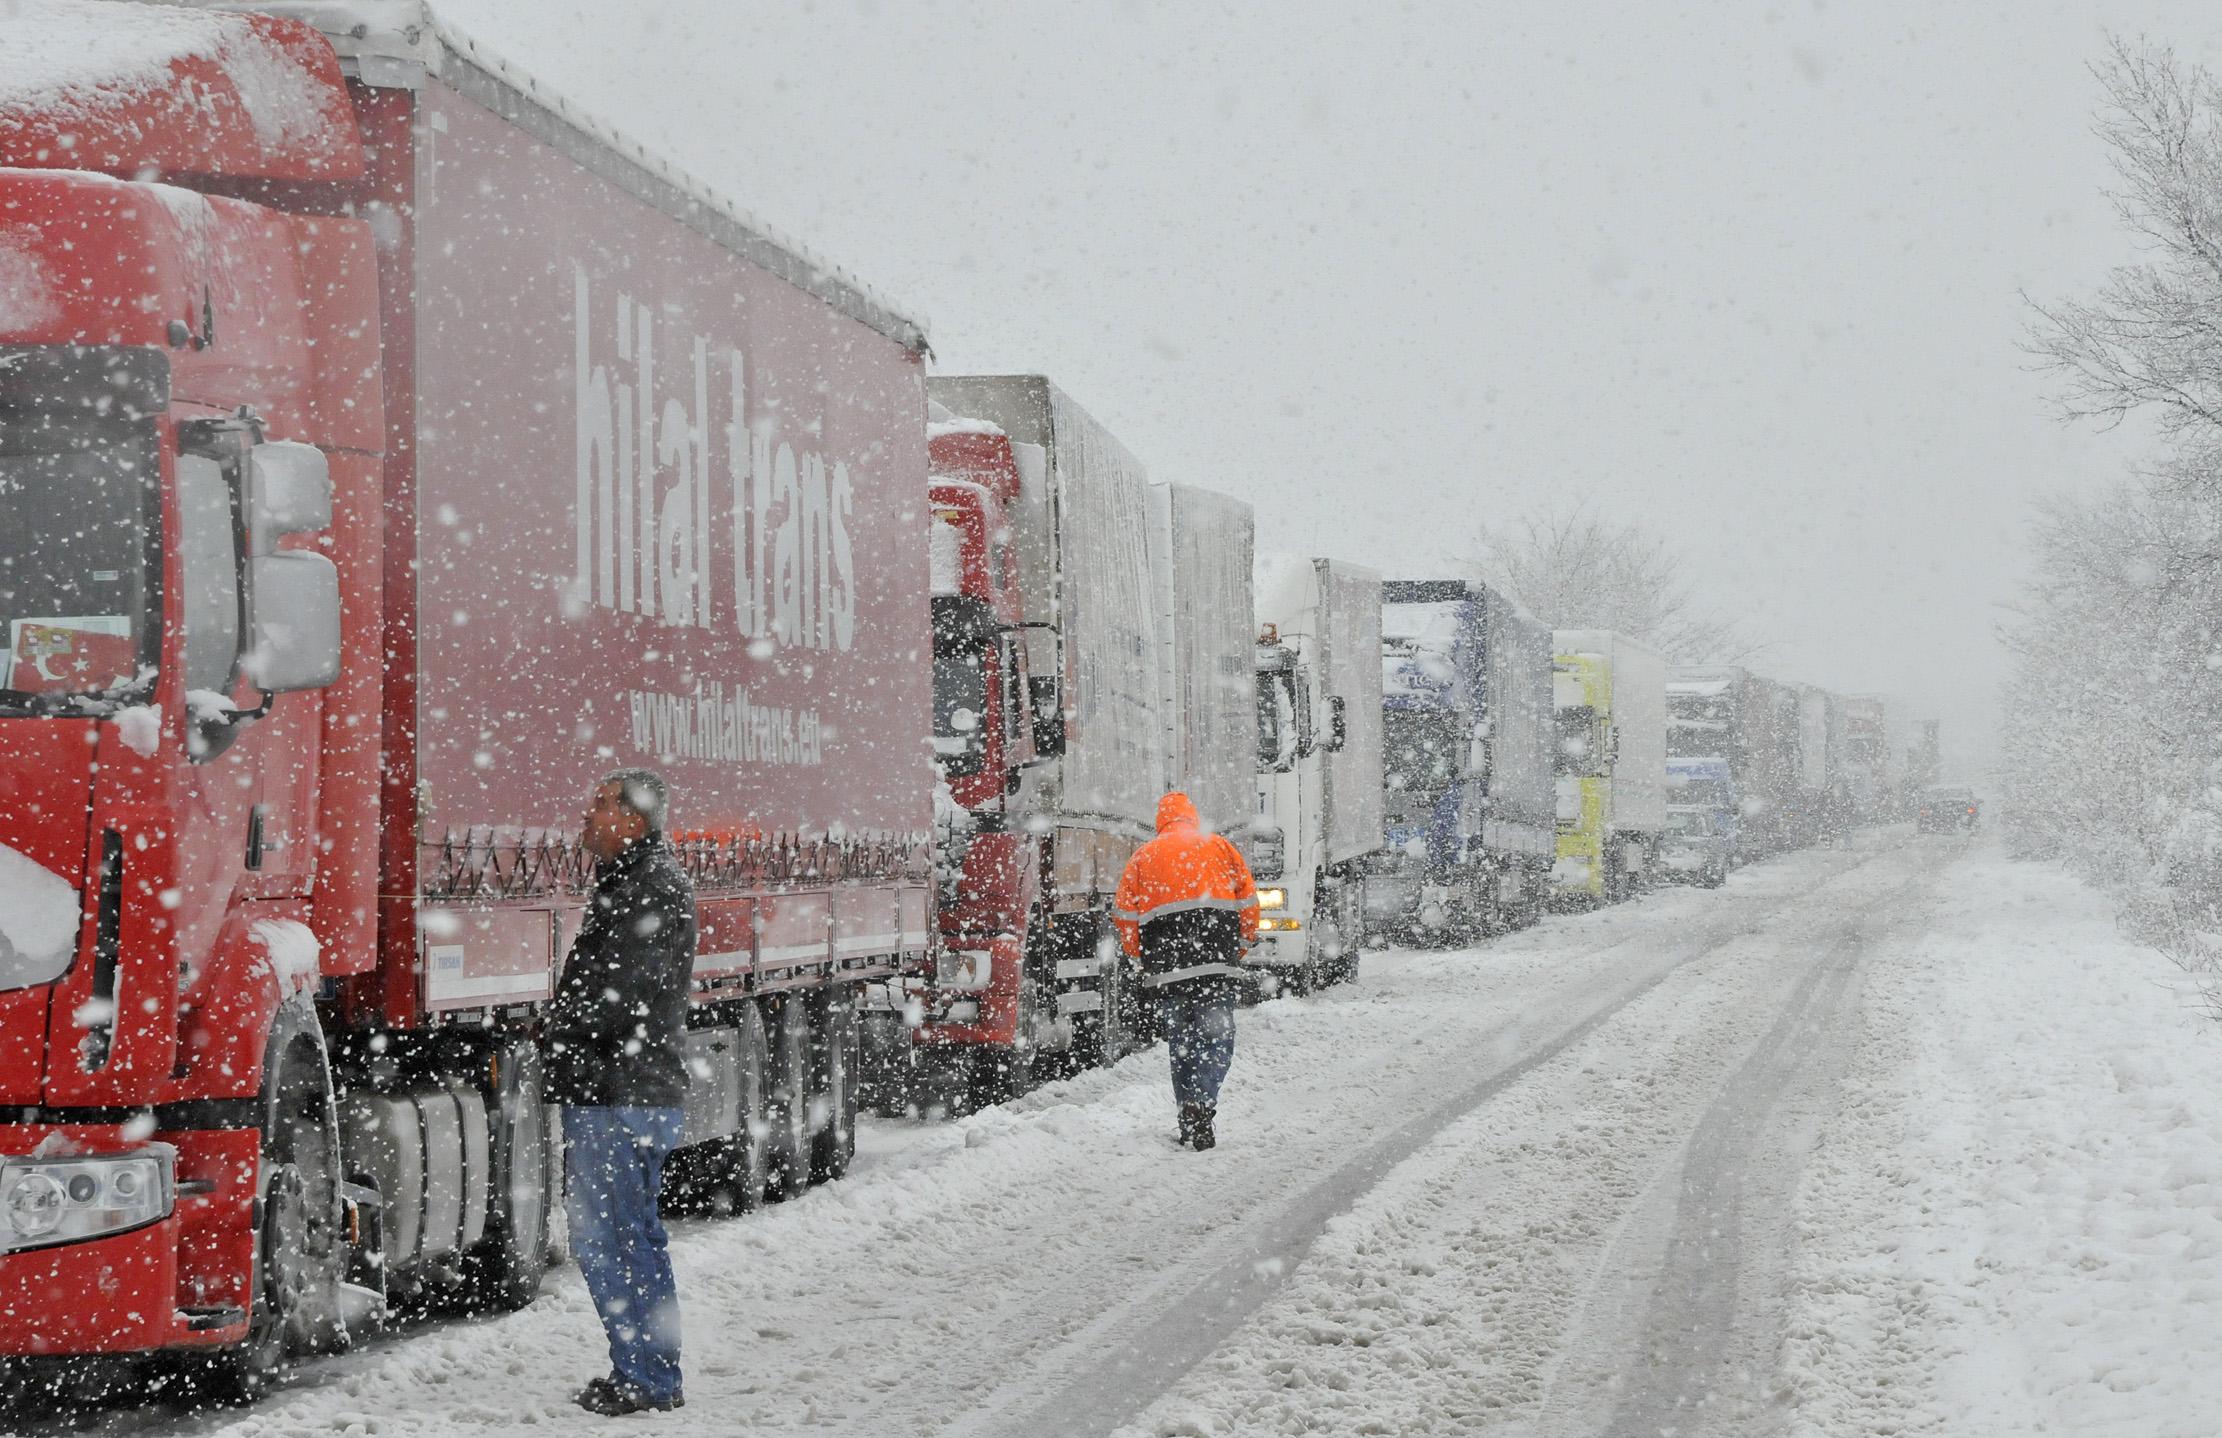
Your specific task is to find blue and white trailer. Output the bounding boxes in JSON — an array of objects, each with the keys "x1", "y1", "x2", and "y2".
[{"x1": 1362, "y1": 579, "x2": 1556, "y2": 943}]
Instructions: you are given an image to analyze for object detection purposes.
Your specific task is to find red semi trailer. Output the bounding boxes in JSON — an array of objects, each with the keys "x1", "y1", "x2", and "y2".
[{"x1": 0, "y1": 0, "x2": 930, "y2": 1391}]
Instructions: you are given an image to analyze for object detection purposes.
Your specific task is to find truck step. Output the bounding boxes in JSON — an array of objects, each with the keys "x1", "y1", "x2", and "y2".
[{"x1": 178, "y1": 1305, "x2": 246, "y2": 1332}]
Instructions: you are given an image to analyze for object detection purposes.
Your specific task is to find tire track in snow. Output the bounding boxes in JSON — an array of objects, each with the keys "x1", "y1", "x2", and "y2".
[
  {"x1": 1585, "y1": 859, "x2": 1942, "y2": 1437},
  {"x1": 951, "y1": 848, "x2": 1922, "y2": 1438},
  {"x1": 17, "y1": 849, "x2": 1896, "y2": 1438}
]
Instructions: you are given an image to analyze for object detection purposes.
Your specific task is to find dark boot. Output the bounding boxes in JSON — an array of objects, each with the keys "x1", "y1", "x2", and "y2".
[
  {"x1": 1190, "y1": 1105, "x2": 1216, "y2": 1151},
  {"x1": 1177, "y1": 1102, "x2": 1204, "y2": 1148}
]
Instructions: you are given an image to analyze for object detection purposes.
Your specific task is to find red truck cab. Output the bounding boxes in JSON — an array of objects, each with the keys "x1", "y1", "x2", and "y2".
[{"x1": 1, "y1": 15, "x2": 374, "y2": 1367}]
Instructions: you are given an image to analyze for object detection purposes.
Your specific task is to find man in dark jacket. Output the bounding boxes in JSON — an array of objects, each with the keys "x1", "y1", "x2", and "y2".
[{"x1": 541, "y1": 768, "x2": 695, "y2": 1416}]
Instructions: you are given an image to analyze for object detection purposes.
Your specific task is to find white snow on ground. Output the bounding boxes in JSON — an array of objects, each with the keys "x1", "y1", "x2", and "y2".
[
  {"x1": 1782, "y1": 847, "x2": 2222, "y2": 1436},
  {"x1": 52, "y1": 839, "x2": 2222, "y2": 1436},
  {"x1": 1107, "y1": 840, "x2": 1945, "y2": 1437},
  {"x1": 165, "y1": 857, "x2": 1836, "y2": 1438}
]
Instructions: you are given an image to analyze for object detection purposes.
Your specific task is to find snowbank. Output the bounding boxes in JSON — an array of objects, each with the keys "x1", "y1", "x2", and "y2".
[{"x1": 1782, "y1": 848, "x2": 2222, "y2": 1436}]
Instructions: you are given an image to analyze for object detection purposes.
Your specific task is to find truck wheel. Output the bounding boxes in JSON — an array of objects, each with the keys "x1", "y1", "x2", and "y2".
[
  {"x1": 857, "y1": 1001, "x2": 912, "y2": 1118},
  {"x1": 207, "y1": 1048, "x2": 347, "y2": 1402},
  {"x1": 1104, "y1": 944, "x2": 1152, "y2": 1059},
  {"x1": 725, "y1": 1005, "x2": 772, "y2": 1211},
  {"x1": 808, "y1": 995, "x2": 860, "y2": 1183},
  {"x1": 763, "y1": 997, "x2": 813, "y2": 1200},
  {"x1": 973, "y1": 978, "x2": 1039, "y2": 1108},
  {"x1": 1073, "y1": 919, "x2": 1130, "y2": 1068},
  {"x1": 462, "y1": 1041, "x2": 552, "y2": 1311}
]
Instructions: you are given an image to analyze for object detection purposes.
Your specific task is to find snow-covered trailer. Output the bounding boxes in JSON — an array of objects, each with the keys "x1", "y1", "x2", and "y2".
[
  {"x1": 1249, "y1": 556, "x2": 1384, "y2": 987},
  {"x1": 1366, "y1": 579, "x2": 1556, "y2": 940},
  {"x1": 927, "y1": 375, "x2": 1168, "y2": 1060},
  {"x1": 1150, "y1": 483, "x2": 1257, "y2": 837},
  {"x1": 1553, "y1": 629, "x2": 1668, "y2": 901}
]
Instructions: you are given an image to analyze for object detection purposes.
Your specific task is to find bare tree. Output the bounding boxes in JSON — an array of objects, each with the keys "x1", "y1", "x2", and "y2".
[
  {"x1": 2026, "y1": 38, "x2": 2222, "y2": 445},
  {"x1": 2016, "y1": 37, "x2": 2222, "y2": 1012},
  {"x1": 1476, "y1": 505, "x2": 1762, "y2": 664}
]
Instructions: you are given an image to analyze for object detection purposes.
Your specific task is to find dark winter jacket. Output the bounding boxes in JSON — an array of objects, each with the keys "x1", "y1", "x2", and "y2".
[{"x1": 540, "y1": 834, "x2": 697, "y2": 1108}]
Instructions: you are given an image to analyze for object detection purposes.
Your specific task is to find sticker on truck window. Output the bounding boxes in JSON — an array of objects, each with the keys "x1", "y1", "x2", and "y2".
[{"x1": 4, "y1": 616, "x2": 133, "y2": 693}]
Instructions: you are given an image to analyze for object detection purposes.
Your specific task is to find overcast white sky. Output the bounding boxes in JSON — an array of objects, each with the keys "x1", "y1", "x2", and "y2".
[{"x1": 441, "y1": 0, "x2": 2220, "y2": 778}]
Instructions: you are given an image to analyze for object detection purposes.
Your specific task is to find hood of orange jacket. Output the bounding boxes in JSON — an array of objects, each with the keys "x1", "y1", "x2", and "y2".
[{"x1": 1155, "y1": 792, "x2": 1200, "y2": 835}]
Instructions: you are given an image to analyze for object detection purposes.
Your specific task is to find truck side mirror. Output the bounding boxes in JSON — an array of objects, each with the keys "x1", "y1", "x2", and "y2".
[
  {"x1": 243, "y1": 440, "x2": 341, "y2": 693},
  {"x1": 177, "y1": 454, "x2": 242, "y2": 697},
  {"x1": 1028, "y1": 675, "x2": 1067, "y2": 758},
  {"x1": 247, "y1": 441, "x2": 333, "y2": 555},
  {"x1": 244, "y1": 552, "x2": 342, "y2": 692},
  {"x1": 1325, "y1": 695, "x2": 1348, "y2": 754}
]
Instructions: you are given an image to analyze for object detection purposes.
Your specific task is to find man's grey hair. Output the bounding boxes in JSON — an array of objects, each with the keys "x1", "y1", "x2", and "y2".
[{"x1": 601, "y1": 767, "x2": 672, "y2": 834}]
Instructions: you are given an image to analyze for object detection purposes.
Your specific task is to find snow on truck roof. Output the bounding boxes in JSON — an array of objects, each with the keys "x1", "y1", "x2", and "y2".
[
  {"x1": 0, "y1": 0, "x2": 927, "y2": 351},
  {"x1": 0, "y1": 0, "x2": 362, "y2": 179},
  {"x1": 927, "y1": 400, "x2": 1006, "y2": 439},
  {"x1": 252, "y1": 0, "x2": 929, "y2": 352}
]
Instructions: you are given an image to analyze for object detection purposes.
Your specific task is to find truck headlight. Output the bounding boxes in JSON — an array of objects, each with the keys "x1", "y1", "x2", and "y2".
[
  {"x1": 934, "y1": 948, "x2": 994, "y2": 992},
  {"x1": 1257, "y1": 887, "x2": 1287, "y2": 911},
  {"x1": 0, "y1": 1151, "x2": 173, "y2": 1253}
]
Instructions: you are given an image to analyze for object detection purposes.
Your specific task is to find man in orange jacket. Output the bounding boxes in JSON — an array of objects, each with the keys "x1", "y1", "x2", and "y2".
[{"x1": 1113, "y1": 792, "x2": 1260, "y2": 1150}]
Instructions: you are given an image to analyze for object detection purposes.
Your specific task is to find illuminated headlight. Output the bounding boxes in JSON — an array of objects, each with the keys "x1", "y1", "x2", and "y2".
[
  {"x1": 1257, "y1": 888, "x2": 1288, "y2": 911},
  {"x1": 1259, "y1": 916, "x2": 1303, "y2": 932},
  {"x1": 0, "y1": 1150, "x2": 173, "y2": 1253},
  {"x1": 934, "y1": 948, "x2": 994, "y2": 992}
]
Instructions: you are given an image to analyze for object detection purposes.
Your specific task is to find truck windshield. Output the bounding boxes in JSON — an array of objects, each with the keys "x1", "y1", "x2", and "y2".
[
  {"x1": 1556, "y1": 704, "x2": 1603, "y2": 777},
  {"x1": 0, "y1": 416, "x2": 159, "y2": 716},
  {"x1": 1383, "y1": 709, "x2": 1461, "y2": 824},
  {"x1": 1256, "y1": 668, "x2": 1297, "y2": 769},
  {"x1": 933, "y1": 650, "x2": 988, "y2": 777}
]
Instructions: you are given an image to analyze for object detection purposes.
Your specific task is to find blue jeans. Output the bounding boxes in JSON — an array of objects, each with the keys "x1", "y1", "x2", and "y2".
[
  {"x1": 564, "y1": 1106, "x2": 685, "y2": 1401},
  {"x1": 1161, "y1": 987, "x2": 1236, "y2": 1107}
]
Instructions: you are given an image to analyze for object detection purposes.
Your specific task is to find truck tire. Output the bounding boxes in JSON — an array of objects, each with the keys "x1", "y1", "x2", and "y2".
[
  {"x1": 808, "y1": 994, "x2": 860, "y2": 1183},
  {"x1": 857, "y1": 1000, "x2": 912, "y2": 1117},
  {"x1": 207, "y1": 1033, "x2": 348, "y2": 1402},
  {"x1": 1071, "y1": 916, "x2": 1132, "y2": 1068},
  {"x1": 726, "y1": 1005, "x2": 772, "y2": 1211},
  {"x1": 763, "y1": 997, "x2": 813, "y2": 1200},
  {"x1": 461, "y1": 1041, "x2": 552, "y2": 1311}
]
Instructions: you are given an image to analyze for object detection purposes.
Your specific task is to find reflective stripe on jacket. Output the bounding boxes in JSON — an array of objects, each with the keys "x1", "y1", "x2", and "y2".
[{"x1": 1113, "y1": 793, "x2": 1259, "y2": 988}]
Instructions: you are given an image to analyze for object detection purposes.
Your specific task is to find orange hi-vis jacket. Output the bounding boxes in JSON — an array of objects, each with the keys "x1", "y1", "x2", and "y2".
[{"x1": 1113, "y1": 793, "x2": 1260, "y2": 989}]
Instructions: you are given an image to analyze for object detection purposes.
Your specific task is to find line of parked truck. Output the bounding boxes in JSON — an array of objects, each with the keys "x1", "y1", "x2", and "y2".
[{"x1": 0, "y1": 0, "x2": 1940, "y2": 1401}]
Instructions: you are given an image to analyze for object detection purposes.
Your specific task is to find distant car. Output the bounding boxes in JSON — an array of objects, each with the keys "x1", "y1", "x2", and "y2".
[{"x1": 1917, "y1": 786, "x2": 1980, "y2": 832}]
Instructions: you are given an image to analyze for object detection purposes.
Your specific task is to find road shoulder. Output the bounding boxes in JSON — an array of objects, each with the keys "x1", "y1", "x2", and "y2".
[{"x1": 1781, "y1": 845, "x2": 2222, "y2": 1436}]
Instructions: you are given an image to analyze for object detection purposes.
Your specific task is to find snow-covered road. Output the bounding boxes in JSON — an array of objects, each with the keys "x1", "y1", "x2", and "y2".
[{"x1": 34, "y1": 835, "x2": 2222, "y2": 1436}]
